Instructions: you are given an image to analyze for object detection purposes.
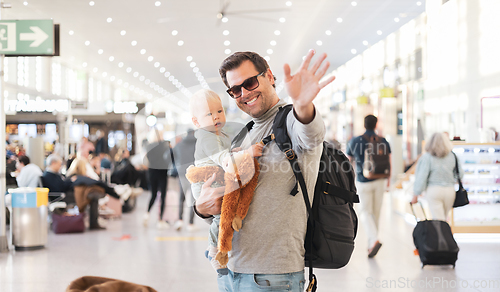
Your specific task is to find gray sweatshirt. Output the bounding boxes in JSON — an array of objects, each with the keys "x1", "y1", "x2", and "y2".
[{"x1": 229, "y1": 99, "x2": 325, "y2": 274}]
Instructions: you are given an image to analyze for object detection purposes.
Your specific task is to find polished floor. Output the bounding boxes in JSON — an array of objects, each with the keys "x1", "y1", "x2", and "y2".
[{"x1": 1, "y1": 184, "x2": 499, "y2": 292}]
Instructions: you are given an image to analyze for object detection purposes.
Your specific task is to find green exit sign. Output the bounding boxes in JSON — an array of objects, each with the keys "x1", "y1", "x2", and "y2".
[{"x1": 0, "y1": 20, "x2": 54, "y2": 55}]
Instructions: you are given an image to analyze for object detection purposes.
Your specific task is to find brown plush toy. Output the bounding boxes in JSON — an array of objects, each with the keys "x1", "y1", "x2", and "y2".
[{"x1": 185, "y1": 152, "x2": 260, "y2": 266}]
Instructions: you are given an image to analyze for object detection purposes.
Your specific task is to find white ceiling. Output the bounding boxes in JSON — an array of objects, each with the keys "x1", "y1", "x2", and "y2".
[{"x1": 2, "y1": 0, "x2": 425, "y2": 109}]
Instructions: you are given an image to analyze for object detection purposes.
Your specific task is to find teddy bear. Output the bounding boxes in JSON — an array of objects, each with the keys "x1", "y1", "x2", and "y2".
[{"x1": 185, "y1": 151, "x2": 260, "y2": 266}]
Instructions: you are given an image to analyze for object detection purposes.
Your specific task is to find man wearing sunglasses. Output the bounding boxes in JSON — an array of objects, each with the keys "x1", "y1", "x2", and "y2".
[{"x1": 194, "y1": 50, "x2": 335, "y2": 292}]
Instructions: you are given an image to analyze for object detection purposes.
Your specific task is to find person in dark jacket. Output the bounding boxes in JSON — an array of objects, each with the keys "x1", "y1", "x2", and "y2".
[{"x1": 42, "y1": 154, "x2": 72, "y2": 193}]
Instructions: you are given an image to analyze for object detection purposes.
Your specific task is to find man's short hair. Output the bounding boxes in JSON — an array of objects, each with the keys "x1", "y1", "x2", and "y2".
[
  {"x1": 219, "y1": 51, "x2": 276, "y2": 89},
  {"x1": 46, "y1": 154, "x2": 62, "y2": 166},
  {"x1": 18, "y1": 155, "x2": 30, "y2": 165},
  {"x1": 364, "y1": 115, "x2": 378, "y2": 131}
]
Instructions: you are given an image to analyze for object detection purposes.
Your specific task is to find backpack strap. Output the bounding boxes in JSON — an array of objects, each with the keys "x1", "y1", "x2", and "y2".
[{"x1": 231, "y1": 120, "x2": 255, "y2": 149}]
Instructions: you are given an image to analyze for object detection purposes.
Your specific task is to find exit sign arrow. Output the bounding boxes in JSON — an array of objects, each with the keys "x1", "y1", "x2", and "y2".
[{"x1": 19, "y1": 26, "x2": 49, "y2": 47}]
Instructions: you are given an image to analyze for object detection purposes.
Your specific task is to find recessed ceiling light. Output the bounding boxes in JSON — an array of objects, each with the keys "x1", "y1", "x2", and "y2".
[
  {"x1": 286, "y1": 1, "x2": 292, "y2": 7},
  {"x1": 126, "y1": 67, "x2": 132, "y2": 73},
  {"x1": 69, "y1": 30, "x2": 74, "y2": 35},
  {"x1": 417, "y1": 1, "x2": 422, "y2": 6},
  {"x1": 264, "y1": 56, "x2": 271, "y2": 61},
  {"x1": 165, "y1": 72, "x2": 171, "y2": 77},
  {"x1": 351, "y1": 49, "x2": 357, "y2": 54},
  {"x1": 198, "y1": 76, "x2": 203, "y2": 81},
  {"x1": 168, "y1": 76, "x2": 174, "y2": 81},
  {"x1": 110, "y1": 76, "x2": 116, "y2": 82},
  {"x1": 351, "y1": 1, "x2": 357, "y2": 6},
  {"x1": 325, "y1": 30, "x2": 332, "y2": 36},
  {"x1": 124, "y1": 82, "x2": 129, "y2": 88},
  {"x1": 145, "y1": 79, "x2": 151, "y2": 84},
  {"x1": 118, "y1": 62, "x2": 124, "y2": 68},
  {"x1": 155, "y1": 1, "x2": 161, "y2": 6},
  {"x1": 131, "y1": 40, "x2": 137, "y2": 46},
  {"x1": 377, "y1": 30, "x2": 382, "y2": 35},
  {"x1": 223, "y1": 30, "x2": 230, "y2": 36},
  {"x1": 118, "y1": 79, "x2": 123, "y2": 85},
  {"x1": 363, "y1": 40, "x2": 368, "y2": 46},
  {"x1": 98, "y1": 49, "x2": 103, "y2": 54},
  {"x1": 85, "y1": 40, "x2": 90, "y2": 46},
  {"x1": 133, "y1": 72, "x2": 139, "y2": 77},
  {"x1": 82, "y1": 62, "x2": 87, "y2": 68},
  {"x1": 267, "y1": 49, "x2": 273, "y2": 54},
  {"x1": 279, "y1": 17, "x2": 286, "y2": 23},
  {"x1": 337, "y1": 18, "x2": 343, "y2": 23},
  {"x1": 107, "y1": 18, "x2": 112, "y2": 23},
  {"x1": 148, "y1": 56, "x2": 154, "y2": 62},
  {"x1": 394, "y1": 18, "x2": 400, "y2": 22},
  {"x1": 154, "y1": 62, "x2": 160, "y2": 68},
  {"x1": 316, "y1": 40, "x2": 323, "y2": 46},
  {"x1": 225, "y1": 49, "x2": 231, "y2": 54},
  {"x1": 172, "y1": 30, "x2": 178, "y2": 36},
  {"x1": 193, "y1": 67, "x2": 199, "y2": 73},
  {"x1": 130, "y1": 85, "x2": 135, "y2": 90},
  {"x1": 89, "y1": 1, "x2": 94, "y2": 6},
  {"x1": 109, "y1": 56, "x2": 114, "y2": 61},
  {"x1": 196, "y1": 72, "x2": 202, "y2": 77},
  {"x1": 102, "y1": 72, "x2": 107, "y2": 77},
  {"x1": 190, "y1": 62, "x2": 196, "y2": 68},
  {"x1": 178, "y1": 40, "x2": 184, "y2": 46},
  {"x1": 160, "y1": 67, "x2": 166, "y2": 73},
  {"x1": 224, "y1": 40, "x2": 230, "y2": 46},
  {"x1": 186, "y1": 56, "x2": 193, "y2": 62},
  {"x1": 140, "y1": 49, "x2": 146, "y2": 54},
  {"x1": 270, "y1": 40, "x2": 277, "y2": 46},
  {"x1": 274, "y1": 30, "x2": 281, "y2": 35},
  {"x1": 140, "y1": 76, "x2": 145, "y2": 81},
  {"x1": 23, "y1": 1, "x2": 28, "y2": 5},
  {"x1": 222, "y1": 17, "x2": 228, "y2": 23},
  {"x1": 120, "y1": 30, "x2": 126, "y2": 36},
  {"x1": 93, "y1": 67, "x2": 98, "y2": 73}
]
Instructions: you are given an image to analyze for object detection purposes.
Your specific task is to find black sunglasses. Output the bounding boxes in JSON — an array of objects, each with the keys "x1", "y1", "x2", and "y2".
[{"x1": 226, "y1": 72, "x2": 265, "y2": 99}]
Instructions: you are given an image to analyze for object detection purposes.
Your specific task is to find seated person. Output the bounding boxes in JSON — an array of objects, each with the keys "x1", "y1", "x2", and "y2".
[
  {"x1": 15, "y1": 155, "x2": 43, "y2": 188},
  {"x1": 42, "y1": 154, "x2": 73, "y2": 193},
  {"x1": 111, "y1": 148, "x2": 139, "y2": 186}
]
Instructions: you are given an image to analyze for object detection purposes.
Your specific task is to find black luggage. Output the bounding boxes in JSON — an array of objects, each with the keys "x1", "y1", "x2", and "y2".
[{"x1": 410, "y1": 202, "x2": 459, "y2": 268}]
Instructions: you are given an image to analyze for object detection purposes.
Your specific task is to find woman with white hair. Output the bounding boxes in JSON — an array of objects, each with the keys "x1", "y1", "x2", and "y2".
[{"x1": 411, "y1": 132, "x2": 464, "y2": 220}]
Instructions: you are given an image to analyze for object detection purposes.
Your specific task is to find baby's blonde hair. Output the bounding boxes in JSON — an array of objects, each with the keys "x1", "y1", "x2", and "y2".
[{"x1": 190, "y1": 89, "x2": 222, "y2": 118}]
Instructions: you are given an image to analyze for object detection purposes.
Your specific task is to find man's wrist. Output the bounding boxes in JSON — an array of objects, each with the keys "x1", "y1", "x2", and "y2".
[{"x1": 193, "y1": 201, "x2": 213, "y2": 219}]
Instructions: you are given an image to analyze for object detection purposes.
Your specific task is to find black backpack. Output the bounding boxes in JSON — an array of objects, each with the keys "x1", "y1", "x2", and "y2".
[
  {"x1": 361, "y1": 134, "x2": 391, "y2": 179},
  {"x1": 232, "y1": 104, "x2": 359, "y2": 292}
]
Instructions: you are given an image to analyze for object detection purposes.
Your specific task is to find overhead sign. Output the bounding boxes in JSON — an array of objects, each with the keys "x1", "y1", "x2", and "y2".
[{"x1": 0, "y1": 20, "x2": 54, "y2": 55}]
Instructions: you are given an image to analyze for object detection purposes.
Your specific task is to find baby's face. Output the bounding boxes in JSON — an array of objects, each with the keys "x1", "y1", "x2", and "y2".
[{"x1": 193, "y1": 98, "x2": 226, "y2": 132}]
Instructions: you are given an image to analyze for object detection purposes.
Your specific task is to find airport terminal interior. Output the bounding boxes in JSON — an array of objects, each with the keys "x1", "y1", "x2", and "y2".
[{"x1": 1, "y1": 0, "x2": 500, "y2": 291}]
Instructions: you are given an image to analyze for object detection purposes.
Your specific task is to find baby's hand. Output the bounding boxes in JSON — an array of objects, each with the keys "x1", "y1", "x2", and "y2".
[{"x1": 246, "y1": 143, "x2": 264, "y2": 158}]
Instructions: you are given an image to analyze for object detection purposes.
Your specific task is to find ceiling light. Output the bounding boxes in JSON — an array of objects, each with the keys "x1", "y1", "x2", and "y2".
[
  {"x1": 140, "y1": 76, "x2": 145, "y2": 81},
  {"x1": 225, "y1": 49, "x2": 231, "y2": 54},
  {"x1": 69, "y1": 30, "x2": 74, "y2": 35},
  {"x1": 186, "y1": 56, "x2": 193, "y2": 62},
  {"x1": 270, "y1": 40, "x2": 277, "y2": 46},
  {"x1": 223, "y1": 30, "x2": 229, "y2": 36},
  {"x1": 109, "y1": 56, "x2": 114, "y2": 61},
  {"x1": 154, "y1": 85, "x2": 160, "y2": 90},
  {"x1": 107, "y1": 18, "x2": 112, "y2": 23},
  {"x1": 155, "y1": 1, "x2": 161, "y2": 6},
  {"x1": 145, "y1": 79, "x2": 150, "y2": 84},
  {"x1": 98, "y1": 49, "x2": 103, "y2": 54},
  {"x1": 224, "y1": 40, "x2": 230, "y2": 46},
  {"x1": 150, "y1": 83, "x2": 155, "y2": 88},
  {"x1": 190, "y1": 62, "x2": 196, "y2": 68},
  {"x1": 279, "y1": 18, "x2": 286, "y2": 23},
  {"x1": 23, "y1": 1, "x2": 28, "y2": 5},
  {"x1": 274, "y1": 30, "x2": 281, "y2": 35},
  {"x1": 160, "y1": 67, "x2": 166, "y2": 73},
  {"x1": 126, "y1": 67, "x2": 132, "y2": 73},
  {"x1": 377, "y1": 30, "x2": 382, "y2": 35},
  {"x1": 89, "y1": 1, "x2": 94, "y2": 6},
  {"x1": 165, "y1": 72, "x2": 170, "y2": 77},
  {"x1": 85, "y1": 41, "x2": 90, "y2": 46},
  {"x1": 394, "y1": 18, "x2": 400, "y2": 22},
  {"x1": 337, "y1": 18, "x2": 343, "y2": 23},
  {"x1": 363, "y1": 40, "x2": 368, "y2": 46},
  {"x1": 120, "y1": 30, "x2": 126, "y2": 36},
  {"x1": 172, "y1": 30, "x2": 178, "y2": 36},
  {"x1": 264, "y1": 56, "x2": 271, "y2": 61},
  {"x1": 325, "y1": 30, "x2": 332, "y2": 36},
  {"x1": 118, "y1": 62, "x2": 124, "y2": 68},
  {"x1": 154, "y1": 62, "x2": 160, "y2": 68},
  {"x1": 196, "y1": 72, "x2": 202, "y2": 77},
  {"x1": 316, "y1": 40, "x2": 323, "y2": 46},
  {"x1": 267, "y1": 49, "x2": 273, "y2": 54},
  {"x1": 124, "y1": 82, "x2": 129, "y2": 88},
  {"x1": 133, "y1": 72, "x2": 139, "y2": 77},
  {"x1": 131, "y1": 40, "x2": 137, "y2": 46},
  {"x1": 102, "y1": 72, "x2": 107, "y2": 77},
  {"x1": 198, "y1": 76, "x2": 204, "y2": 81},
  {"x1": 140, "y1": 49, "x2": 146, "y2": 54},
  {"x1": 178, "y1": 40, "x2": 184, "y2": 46},
  {"x1": 417, "y1": 1, "x2": 422, "y2": 6},
  {"x1": 93, "y1": 67, "x2": 98, "y2": 73},
  {"x1": 118, "y1": 79, "x2": 123, "y2": 85},
  {"x1": 222, "y1": 17, "x2": 228, "y2": 23},
  {"x1": 193, "y1": 67, "x2": 199, "y2": 73},
  {"x1": 110, "y1": 76, "x2": 116, "y2": 82},
  {"x1": 351, "y1": 49, "x2": 357, "y2": 54},
  {"x1": 148, "y1": 56, "x2": 154, "y2": 62},
  {"x1": 168, "y1": 76, "x2": 174, "y2": 81},
  {"x1": 129, "y1": 85, "x2": 135, "y2": 90},
  {"x1": 351, "y1": 1, "x2": 357, "y2": 6},
  {"x1": 82, "y1": 62, "x2": 87, "y2": 68},
  {"x1": 286, "y1": 1, "x2": 292, "y2": 7}
]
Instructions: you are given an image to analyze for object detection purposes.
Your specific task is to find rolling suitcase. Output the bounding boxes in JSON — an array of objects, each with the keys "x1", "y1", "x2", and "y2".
[{"x1": 410, "y1": 202, "x2": 459, "y2": 268}]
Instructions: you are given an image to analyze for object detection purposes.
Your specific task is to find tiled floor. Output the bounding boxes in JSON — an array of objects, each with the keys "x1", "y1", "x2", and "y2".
[{"x1": 1, "y1": 189, "x2": 499, "y2": 292}]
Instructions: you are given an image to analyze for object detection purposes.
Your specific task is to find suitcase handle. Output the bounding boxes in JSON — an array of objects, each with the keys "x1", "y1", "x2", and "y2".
[{"x1": 409, "y1": 202, "x2": 428, "y2": 221}]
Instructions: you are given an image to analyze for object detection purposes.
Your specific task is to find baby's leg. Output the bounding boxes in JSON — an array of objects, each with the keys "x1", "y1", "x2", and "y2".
[{"x1": 207, "y1": 216, "x2": 228, "y2": 276}]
